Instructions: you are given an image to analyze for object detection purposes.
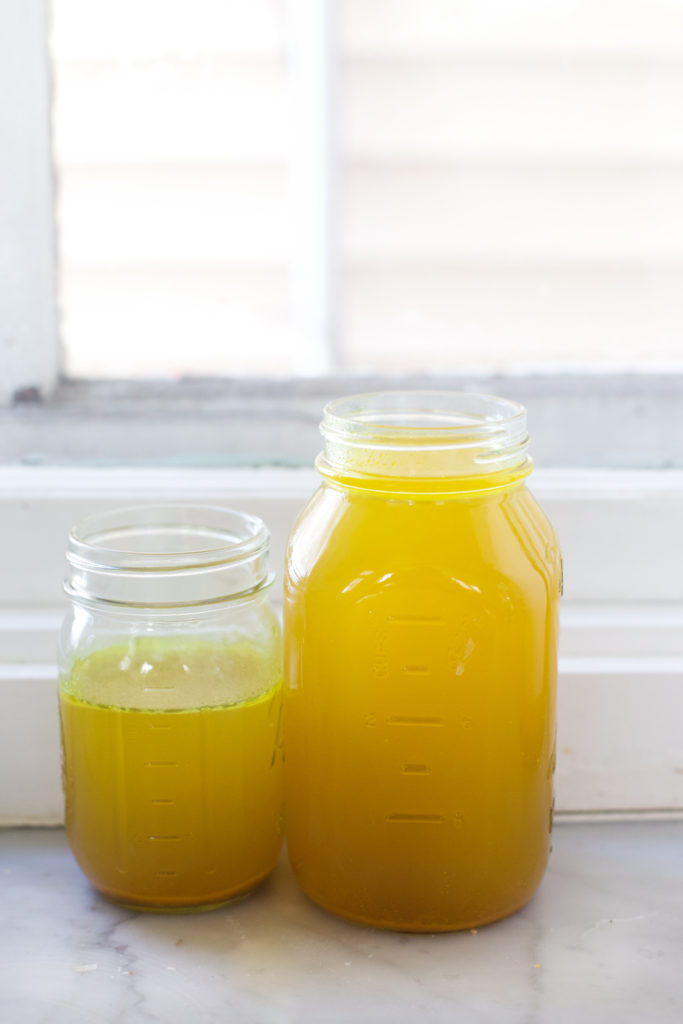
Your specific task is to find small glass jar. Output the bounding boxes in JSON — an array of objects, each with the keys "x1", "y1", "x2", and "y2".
[
  {"x1": 59, "y1": 504, "x2": 284, "y2": 912},
  {"x1": 284, "y1": 392, "x2": 562, "y2": 932}
]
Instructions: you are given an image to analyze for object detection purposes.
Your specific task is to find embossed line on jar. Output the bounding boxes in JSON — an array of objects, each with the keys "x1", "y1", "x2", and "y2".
[
  {"x1": 386, "y1": 813, "x2": 446, "y2": 824},
  {"x1": 388, "y1": 715, "x2": 444, "y2": 727}
]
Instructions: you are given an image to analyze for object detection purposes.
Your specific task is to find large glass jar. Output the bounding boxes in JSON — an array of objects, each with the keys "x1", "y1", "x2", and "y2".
[
  {"x1": 59, "y1": 504, "x2": 284, "y2": 912},
  {"x1": 284, "y1": 392, "x2": 561, "y2": 932}
]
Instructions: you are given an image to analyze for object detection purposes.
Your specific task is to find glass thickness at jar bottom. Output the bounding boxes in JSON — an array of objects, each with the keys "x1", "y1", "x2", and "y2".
[{"x1": 60, "y1": 644, "x2": 284, "y2": 912}]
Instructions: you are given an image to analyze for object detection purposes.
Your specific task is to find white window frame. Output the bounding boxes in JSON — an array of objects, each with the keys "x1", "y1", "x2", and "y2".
[
  {"x1": 1, "y1": 2, "x2": 682, "y2": 825},
  {"x1": 0, "y1": 0, "x2": 58, "y2": 406}
]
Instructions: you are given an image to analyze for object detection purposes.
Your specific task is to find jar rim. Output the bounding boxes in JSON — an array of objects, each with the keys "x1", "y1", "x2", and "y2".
[
  {"x1": 320, "y1": 391, "x2": 528, "y2": 453},
  {"x1": 67, "y1": 503, "x2": 270, "y2": 575}
]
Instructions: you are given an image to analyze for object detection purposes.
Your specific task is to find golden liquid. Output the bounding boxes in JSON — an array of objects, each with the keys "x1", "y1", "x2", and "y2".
[
  {"x1": 284, "y1": 472, "x2": 561, "y2": 931},
  {"x1": 60, "y1": 640, "x2": 284, "y2": 910}
]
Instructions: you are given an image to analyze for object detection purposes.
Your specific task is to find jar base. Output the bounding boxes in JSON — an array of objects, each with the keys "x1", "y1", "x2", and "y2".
[
  {"x1": 298, "y1": 884, "x2": 537, "y2": 933},
  {"x1": 93, "y1": 869, "x2": 273, "y2": 915}
]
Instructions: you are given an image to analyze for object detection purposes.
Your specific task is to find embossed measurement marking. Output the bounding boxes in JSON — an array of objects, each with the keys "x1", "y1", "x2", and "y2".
[
  {"x1": 387, "y1": 616, "x2": 444, "y2": 624},
  {"x1": 150, "y1": 799, "x2": 174, "y2": 805},
  {"x1": 147, "y1": 835, "x2": 182, "y2": 842},
  {"x1": 144, "y1": 762, "x2": 180, "y2": 768},
  {"x1": 386, "y1": 813, "x2": 445, "y2": 824},
  {"x1": 401, "y1": 764, "x2": 430, "y2": 775},
  {"x1": 388, "y1": 715, "x2": 444, "y2": 727}
]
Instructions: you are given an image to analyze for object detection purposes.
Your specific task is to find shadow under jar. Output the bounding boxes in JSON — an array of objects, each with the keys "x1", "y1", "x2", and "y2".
[
  {"x1": 59, "y1": 504, "x2": 284, "y2": 912},
  {"x1": 284, "y1": 392, "x2": 562, "y2": 932}
]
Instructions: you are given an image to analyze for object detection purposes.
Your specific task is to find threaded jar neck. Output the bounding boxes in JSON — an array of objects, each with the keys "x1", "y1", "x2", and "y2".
[
  {"x1": 65, "y1": 504, "x2": 273, "y2": 609},
  {"x1": 317, "y1": 391, "x2": 531, "y2": 492}
]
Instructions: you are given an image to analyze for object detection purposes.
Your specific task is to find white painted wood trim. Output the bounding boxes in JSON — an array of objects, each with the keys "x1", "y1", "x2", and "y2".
[
  {"x1": 3, "y1": 463, "x2": 683, "y2": 498},
  {"x1": 0, "y1": 465, "x2": 681, "y2": 603},
  {"x1": 0, "y1": 0, "x2": 58, "y2": 405},
  {"x1": 287, "y1": 0, "x2": 339, "y2": 373},
  {"x1": 3, "y1": 648, "x2": 681, "y2": 826},
  {"x1": 0, "y1": 465, "x2": 681, "y2": 822}
]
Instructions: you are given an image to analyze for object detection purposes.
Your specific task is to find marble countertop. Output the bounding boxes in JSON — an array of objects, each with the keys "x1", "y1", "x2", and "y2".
[{"x1": 1, "y1": 822, "x2": 682, "y2": 1024}]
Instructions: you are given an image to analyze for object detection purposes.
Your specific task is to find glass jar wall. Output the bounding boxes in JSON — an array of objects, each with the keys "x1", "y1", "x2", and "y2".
[
  {"x1": 59, "y1": 504, "x2": 283, "y2": 912},
  {"x1": 284, "y1": 392, "x2": 561, "y2": 932}
]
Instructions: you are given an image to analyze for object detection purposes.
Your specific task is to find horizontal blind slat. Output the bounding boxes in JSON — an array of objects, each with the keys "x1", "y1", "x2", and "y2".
[
  {"x1": 51, "y1": 0, "x2": 286, "y2": 59},
  {"x1": 59, "y1": 166, "x2": 288, "y2": 264},
  {"x1": 61, "y1": 269, "x2": 291, "y2": 378},
  {"x1": 65, "y1": 317, "x2": 293, "y2": 377},
  {"x1": 53, "y1": 61, "x2": 288, "y2": 163},
  {"x1": 343, "y1": 265, "x2": 683, "y2": 369},
  {"x1": 343, "y1": 0, "x2": 683, "y2": 57},
  {"x1": 345, "y1": 61, "x2": 683, "y2": 161},
  {"x1": 345, "y1": 166, "x2": 683, "y2": 261}
]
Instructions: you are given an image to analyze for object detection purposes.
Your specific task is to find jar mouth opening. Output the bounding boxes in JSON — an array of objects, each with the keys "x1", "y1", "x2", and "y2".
[
  {"x1": 67, "y1": 504, "x2": 270, "y2": 573},
  {"x1": 320, "y1": 391, "x2": 528, "y2": 452}
]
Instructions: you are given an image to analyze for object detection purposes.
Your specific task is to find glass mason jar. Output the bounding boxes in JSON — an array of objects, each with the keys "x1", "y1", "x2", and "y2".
[
  {"x1": 284, "y1": 392, "x2": 562, "y2": 932},
  {"x1": 59, "y1": 504, "x2": 284, "y2": 912}
]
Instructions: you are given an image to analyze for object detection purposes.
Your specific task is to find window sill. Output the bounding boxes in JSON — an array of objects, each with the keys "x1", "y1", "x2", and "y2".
[{"x1": 3, "y1": 372, "x2": 683, "y2": 469}]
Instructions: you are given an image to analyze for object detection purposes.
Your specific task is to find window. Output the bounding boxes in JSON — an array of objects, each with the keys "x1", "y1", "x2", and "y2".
[
  {"x1": 2, "y1": 0, "x2": 681, "y2": 465},
  {"x1": 47, "y1": 0, "x2": 683, "y2": 379},
  {"x1": 52, "y1": 0, "x2": 293, "y2": 378}
]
